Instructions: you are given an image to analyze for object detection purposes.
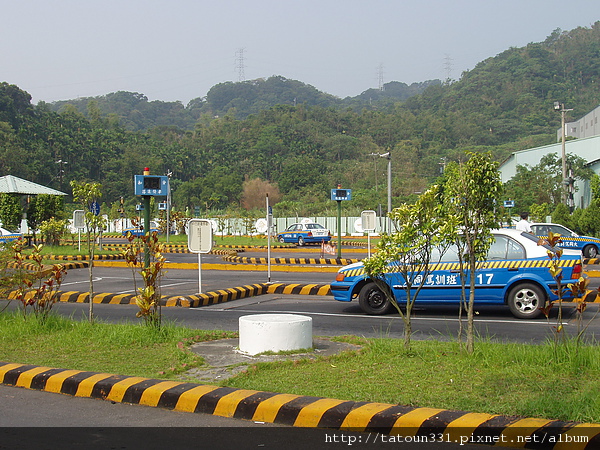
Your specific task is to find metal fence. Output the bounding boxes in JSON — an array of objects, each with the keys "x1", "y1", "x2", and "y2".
[{"x1": 105, "y1": 216, "x2": 390, "y2": 236}]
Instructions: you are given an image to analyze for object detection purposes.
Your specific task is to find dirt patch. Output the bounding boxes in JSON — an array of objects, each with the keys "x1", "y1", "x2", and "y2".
[{"x1": 184, "y1": 338, "x2": 361, "y2": 383}]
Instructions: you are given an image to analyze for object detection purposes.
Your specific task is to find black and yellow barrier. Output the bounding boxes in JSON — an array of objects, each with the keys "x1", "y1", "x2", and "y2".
[
  {"x1": 1, "y1": 361, "x2": 598, "y2": 448},
  {"x1": 4, "y1": 283, "x2": 332, "y2": 308},
  {"x1": 222, "y1": 255, "x2": 359, "y2": 265}
]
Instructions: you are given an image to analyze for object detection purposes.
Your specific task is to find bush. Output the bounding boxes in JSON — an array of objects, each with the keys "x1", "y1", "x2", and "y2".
[{"x1": 39, "y1": 218, "x2": 68, "y2": 246}]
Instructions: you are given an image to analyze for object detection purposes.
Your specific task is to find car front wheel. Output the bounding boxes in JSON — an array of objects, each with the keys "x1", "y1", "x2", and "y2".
[
  {"x1": 358, "y1": 282, "x2": 393, "y2": 315},
  {"x1": 278, "y1": 236, "x2": 285, "y2": 243},
  {"x1": 583, "y1": 244, "x2": 598, "y2": 259},
  {"x1": 507, "y1": 283, "x2": 544, "y2": 319}
]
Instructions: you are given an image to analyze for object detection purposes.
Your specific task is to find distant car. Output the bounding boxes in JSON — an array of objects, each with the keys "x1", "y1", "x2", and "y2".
[
  {"x1": 530, "y1": 223, "x2": 600, "y2": 258},
  {"x1": 276, "y1": 222, "x2": 331, "y2": 246},
  {"x1": 330, "y1": 229, "x2": 584, "y2": 319},
  {"x1": 0, "y1": 227, "x2": 22, "y2": 244},
  {"x1": 122, "y1": 221, "x2": 159, "y2": 237}
]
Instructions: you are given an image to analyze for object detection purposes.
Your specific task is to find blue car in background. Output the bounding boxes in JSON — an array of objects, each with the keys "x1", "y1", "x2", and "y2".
[
  {"x1": 530, "y1": 223, "x2": 600, "y2": 258},
  {"x1": 122, "y1": 221, "x2": 159, "y2": 237},
  {"x1": 330, "y1": 229, "x2": 583, "y2": 319},
  {"x1": 276, "y1": 222, "x2": 331, "y2": 246}
]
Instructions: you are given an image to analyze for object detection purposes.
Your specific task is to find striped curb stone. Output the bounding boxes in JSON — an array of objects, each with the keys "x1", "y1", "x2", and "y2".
[
  {"x1": 222, "y1": 256, "x2": 359, "y2": 265},
  {"x1": 4, "y1": 283, "x2": 307, "y2": 308},
  {"x1": 0, "y1": 361, "x2": 598, "y2": 448}
]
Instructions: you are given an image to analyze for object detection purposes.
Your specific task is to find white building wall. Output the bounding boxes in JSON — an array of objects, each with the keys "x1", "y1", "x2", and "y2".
[{"x1": 559, "y1": 105, "x2": 600, "y2": 140}]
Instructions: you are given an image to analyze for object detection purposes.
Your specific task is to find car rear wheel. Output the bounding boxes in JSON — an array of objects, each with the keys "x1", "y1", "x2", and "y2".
[
  {"x1": 583, "y1": 244, "x2": 598, "y2": 259},
  {"x1": 298, "y1": 236, "x2": 305, "y2": 246},
  {"x1": 507, "y1": 283, "x2": 544, "y2": 319},
  {"x1": 359, "y1": 282, "x2": 393, "y2": 315}
]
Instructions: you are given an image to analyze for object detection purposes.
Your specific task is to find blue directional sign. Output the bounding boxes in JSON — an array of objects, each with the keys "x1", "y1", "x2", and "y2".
[
  {"x1": 134, "y1": 175, "x2": 169, "y2": 197},
  {"x1": 90, "y1": 201, "x2": 100, "y2": 216},
  {"x1": 331, "y1": 188, "x2": 352, "y2": 201}
]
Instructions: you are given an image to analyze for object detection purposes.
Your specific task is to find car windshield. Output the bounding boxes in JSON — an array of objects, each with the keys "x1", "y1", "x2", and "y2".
[{"x1": 305, "y1": 223, "x2": 324, "y2": 229}]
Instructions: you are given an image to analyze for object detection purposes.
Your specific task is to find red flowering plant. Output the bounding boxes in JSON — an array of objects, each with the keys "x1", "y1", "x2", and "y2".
[{"x1": 10, "y1": 239, "x2": 67, "y2": 322}]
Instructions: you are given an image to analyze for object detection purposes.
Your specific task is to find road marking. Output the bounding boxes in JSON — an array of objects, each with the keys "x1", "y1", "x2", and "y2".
[{"x1": 189, "y1": 307, "x2": 554, "y2": 326}]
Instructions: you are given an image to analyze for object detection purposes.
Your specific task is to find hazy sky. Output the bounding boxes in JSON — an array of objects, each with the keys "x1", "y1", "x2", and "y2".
[{"x1": 3, "y1": 0, "x2": 599, "y2": 105}]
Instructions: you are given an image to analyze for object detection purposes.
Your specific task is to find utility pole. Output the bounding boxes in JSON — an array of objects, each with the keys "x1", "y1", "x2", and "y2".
[
  {"x1": 370, "y1": 151, "x2": 392, "y2": 233},
  {"x1": 554, "y1": 102, "x2": 573, "y2": 207}
]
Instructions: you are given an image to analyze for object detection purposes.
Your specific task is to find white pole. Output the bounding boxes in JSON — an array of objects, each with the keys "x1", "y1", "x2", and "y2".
[
  {"x1": 198, "y1": 252, "x2": 202, "y2": 294},
  {"x1": 266, "y1": 193, "x2": 271, "y2": 283}
]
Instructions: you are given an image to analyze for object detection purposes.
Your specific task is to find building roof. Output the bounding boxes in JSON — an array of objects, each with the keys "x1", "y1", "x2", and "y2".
[{"x1": 0, "y1": 175, "x2": 67, "y2": 195}]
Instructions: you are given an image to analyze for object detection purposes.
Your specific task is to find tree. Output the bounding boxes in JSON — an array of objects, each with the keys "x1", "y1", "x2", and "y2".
[
  {"x1": 240, "y1": 178, "x2": 281, "y2": 210},
  {"x1": 70, "y1": 181, "x2": 105, "y2": 323},
  {"x1": 27, "y1": 194, "x2": 65, "y2": 242},
  {"x1": 363, "y1": 186, "x2": 457, "y2": 349},
  {"x1": 0, "y1": 194, "x2": 22, "y2": 231},
  {"x1": 443, "y1": 152, "x2": 503, "y2": 354},
  {"x1": 504, "y1": 153, "x2": 594, "y2": 212}
]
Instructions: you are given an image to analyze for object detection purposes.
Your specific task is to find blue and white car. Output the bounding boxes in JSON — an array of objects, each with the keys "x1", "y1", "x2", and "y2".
[
  {"x1": 530, "y1": 223, "x2": 600, "y2": 259},
  {"x1": 330, "y1": 229, "x2": 583, "y2": 319},
  {"x1": 276, "y1": 223, "x2": 331, "y2": 246},
  {"x1": 122, "y1": 221, "x2": 159, "y2": 237},
  {"x1": 0, "y1": 227, "x2": 22, "y2": 244}
]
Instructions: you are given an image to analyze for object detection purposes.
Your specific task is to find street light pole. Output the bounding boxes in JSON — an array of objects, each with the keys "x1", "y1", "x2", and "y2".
[
  {"x1": 370, "y1": 151, "x2": 392, "y2": 233},
  {"x1": 554, "y1": 102, "x2": 573, "y2": 206}
]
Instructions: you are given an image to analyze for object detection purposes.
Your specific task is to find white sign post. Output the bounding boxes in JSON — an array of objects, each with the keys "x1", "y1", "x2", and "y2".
[
  {"x1": 361, "y1": 210, "x2": 377, "y2": 257},
  {"x1": 73, "y1": 210, "x2": 85, "y2": 251},
  {"x1": 188, "y1": 219, "x2": 213, "y2": 294}
]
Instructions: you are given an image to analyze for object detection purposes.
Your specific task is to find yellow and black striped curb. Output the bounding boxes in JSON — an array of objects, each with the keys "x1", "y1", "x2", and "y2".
[
  {"x1": 222, "y1": 255, "x2": 360, "y2": 265},
  {"x1": 164, "y1": 283, "x2": 332, "y2": 308},
  {"x1": 7, "y1": 261, "x2": 89, "y2": 271},
  {"x1": 4, "y1": 283, "x2": 332, "y2": 308},
  {"x1": 21, "y1": 254, "x2": 123, "y2": 261},
  {"x1": 0, "y1": 362, "x2": 598, "y2": 448}
]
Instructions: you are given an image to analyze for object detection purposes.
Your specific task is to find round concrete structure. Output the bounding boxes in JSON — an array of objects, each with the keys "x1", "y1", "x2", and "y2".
[{"x1": 238, "y1": 314, "x2": 313, "y2": 356}]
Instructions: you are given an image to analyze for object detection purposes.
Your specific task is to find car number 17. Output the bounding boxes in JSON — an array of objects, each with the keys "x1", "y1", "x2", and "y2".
[{"x1": 477, "y1": 274, "x2": 494, "y2": 285}]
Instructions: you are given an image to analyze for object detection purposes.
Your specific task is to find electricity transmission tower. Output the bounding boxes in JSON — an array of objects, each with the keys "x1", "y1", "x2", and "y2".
[
  {"x1": 377, "y1": 63, "x2": 384, "y2": 91},
  {"x1": 444, "y1": 54, "x2": 453, "y2": 83},
  {"x1": 235, "y1": 48, "x2": 246, "y2": 82}
]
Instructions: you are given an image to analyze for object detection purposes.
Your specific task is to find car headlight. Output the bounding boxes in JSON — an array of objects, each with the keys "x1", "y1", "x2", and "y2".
[{"x1": 335, "y1": 272, "x2": 346, "y2": 282}]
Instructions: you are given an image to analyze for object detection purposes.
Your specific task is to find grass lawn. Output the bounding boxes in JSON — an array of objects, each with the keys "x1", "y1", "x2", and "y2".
[{"x1": 0, "y1": 310, "x2": 599, "y2": 424}]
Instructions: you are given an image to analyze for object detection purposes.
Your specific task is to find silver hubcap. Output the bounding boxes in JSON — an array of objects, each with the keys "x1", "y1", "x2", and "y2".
[{"x1": 514, "y1": 288, "x2": 539, "y2": 313}]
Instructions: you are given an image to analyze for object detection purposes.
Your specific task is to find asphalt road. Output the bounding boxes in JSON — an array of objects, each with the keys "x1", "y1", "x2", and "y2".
[
  {"x1": 0, "y1": 385, "x2": 492, "y2": 450},
  {"x1": 49, "y1": 251, "x2": 600, "y2": 344}
]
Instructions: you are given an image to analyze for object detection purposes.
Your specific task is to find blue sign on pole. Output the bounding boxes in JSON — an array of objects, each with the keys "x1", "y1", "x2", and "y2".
[{"x1": 90, "y1": 201, "x2": 100, "y2": 216}]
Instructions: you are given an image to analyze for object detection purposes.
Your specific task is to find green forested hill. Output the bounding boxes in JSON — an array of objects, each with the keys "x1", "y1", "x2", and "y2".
[
  {"x1": 47, "y1": 76, "x2": 440, "y2": 130},
  {"x1": 1, "y1": 23, "x2": 599, "y2": 216}
]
